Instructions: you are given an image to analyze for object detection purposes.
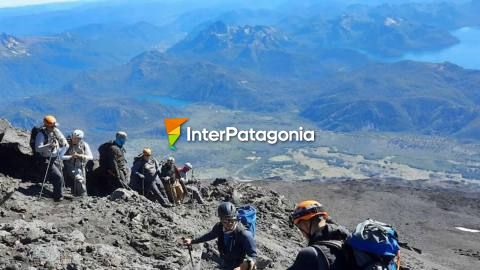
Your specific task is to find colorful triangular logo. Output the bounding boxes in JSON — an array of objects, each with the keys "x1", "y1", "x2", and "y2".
[{"x1": 164, "y1": 118, "x2": 189, "y2": 150}]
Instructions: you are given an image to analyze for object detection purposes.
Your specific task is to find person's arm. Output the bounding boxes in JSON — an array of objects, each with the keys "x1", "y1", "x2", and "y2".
[
  {"x1": 242, "y1": 231, "x2": 257, "y2": 260},
  {"x1": 54, "y1": 128, "x2": 68, "y2": 147},
  {"x1": 179, "y1": 176, "x2": 189, "y2": 195},
  {"x1": 131, "y1": 160, "x2": 144, "y2": 178},
  {"x1": 287, "y1": 247, "x2": 326, "y2": 270},
  {"x1": 35, "y1": 132, "x2": 51, "y2": 155},
  {"x1": 81, "y1": 142, "x2": 93, "y2": 161},
  {"x1": 191, "y1": 223, "x2": 221, "y2": 244},
  {"x1": 58, "y1": 143, "x2": 69, "y2": 159},
  {"x1": 61, "y1": 148, "x2": 72, "y2": 160},
  {"x1": 54, "y1": 129, "x2": 69, "y2": 158}
]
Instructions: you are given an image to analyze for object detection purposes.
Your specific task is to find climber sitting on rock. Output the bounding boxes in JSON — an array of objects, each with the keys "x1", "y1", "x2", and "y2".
[
  {"x1": 183, "y1": 202, "x2": 257, "y2": 270},
  {"x1": 176, "y1": 162, "x2": 205, "y2": 204}
]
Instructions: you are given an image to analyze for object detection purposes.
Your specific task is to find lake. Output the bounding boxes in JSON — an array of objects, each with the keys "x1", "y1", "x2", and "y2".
[{"x1": 403, "y1": 27, "x2": 480, "y2": 70}]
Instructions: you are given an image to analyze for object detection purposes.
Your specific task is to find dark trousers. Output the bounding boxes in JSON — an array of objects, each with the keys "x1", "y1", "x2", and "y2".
[
  {"x1": 39, "y1": 157, "x2": 64, "y2": 199},
  {"x1": 149, "y1": 180, "x2": 170, "y2": 205}
]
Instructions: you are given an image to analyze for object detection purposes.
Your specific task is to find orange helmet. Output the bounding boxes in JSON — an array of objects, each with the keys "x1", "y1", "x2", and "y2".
[
  {"x1": 290, "y1": 200, "x2": 328, "y2": 226},
  {"x1": 43, "y1": 115, "x2": 57, "y2": 127}
]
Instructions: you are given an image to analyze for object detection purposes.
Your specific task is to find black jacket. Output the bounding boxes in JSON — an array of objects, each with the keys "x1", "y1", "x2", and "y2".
[
  {"x1": 288, "y1": 223, "x2": 351, "y2": 270},
  {"x1": 192, "y1": 222, "x2": 257, "y2": 270},
  {"x1": 98, "y1": 141, "x2": 128, "y2": 181}
]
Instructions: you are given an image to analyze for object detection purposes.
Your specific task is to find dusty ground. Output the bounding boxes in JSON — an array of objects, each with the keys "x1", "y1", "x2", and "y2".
[
  {"x1": 1, "y1": 119, "x2": 479, "y2": 269},
  {"x1": 257, "y1": 178, "x2": 480, "y2": 270},
  {"x1": 1, "y1": 175, "x2": 479, "y2": 269}
]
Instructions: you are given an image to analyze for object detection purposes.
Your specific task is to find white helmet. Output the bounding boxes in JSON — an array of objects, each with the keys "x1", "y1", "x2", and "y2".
[
  {"x1": 184, "y1": 162, "x2": 193, "y2": 169},
  {"x1": 72, "y1": 129, "x2": 84, "y2": 139},
  {"x1": 167, "y1": 157, "x2": 175, "y2": 163}
]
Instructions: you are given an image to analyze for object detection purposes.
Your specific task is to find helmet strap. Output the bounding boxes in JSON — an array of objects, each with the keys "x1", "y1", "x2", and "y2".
[{"x1": 308, "y1": 218, "x2": 315, "y2": 240}]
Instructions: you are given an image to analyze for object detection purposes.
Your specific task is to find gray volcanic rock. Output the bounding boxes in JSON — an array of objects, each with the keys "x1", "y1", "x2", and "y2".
[
  {"x1": 0, "y1": 119, "x2": 37, "y2": 181},
  {"x1": 0, "y1": 121, "x2": 479, "y2": 269}
]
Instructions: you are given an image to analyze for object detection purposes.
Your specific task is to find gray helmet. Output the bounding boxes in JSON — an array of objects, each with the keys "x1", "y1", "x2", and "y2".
[{"x1": 218, "y1": 202, "x2": 236, "y2": 219}]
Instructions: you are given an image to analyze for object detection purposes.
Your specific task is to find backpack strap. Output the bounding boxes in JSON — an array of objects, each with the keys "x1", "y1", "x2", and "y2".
[
  {"x1": 40, "y1": 127, "x2": 48, "y2": 144},
  {"x1": 311, "y1": 244, "x2": 332, "y2": 270},
  {"x1": 312, "y1": 240, "x2": 355, "y2": 270},
  {"x1": 312, "y1": 240, "x2": 344, "y2": 269}
]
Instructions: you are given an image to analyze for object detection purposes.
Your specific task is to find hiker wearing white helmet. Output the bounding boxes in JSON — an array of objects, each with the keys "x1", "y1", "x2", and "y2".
[
  {"x1": 177, "y1": 162, "x2": 205, "y2": 204},
  {"x1": 62, "y1": 129, "x2": 93, "y2": 196}
]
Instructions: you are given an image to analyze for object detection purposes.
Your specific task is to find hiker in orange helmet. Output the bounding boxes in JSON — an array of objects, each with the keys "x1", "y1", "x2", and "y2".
[
  {"x1": 287, "y1": 200, "x2": 351, "y2": 270},
  {"x1": 35, "y1": 115, "x2": 69, "y2": 201}
]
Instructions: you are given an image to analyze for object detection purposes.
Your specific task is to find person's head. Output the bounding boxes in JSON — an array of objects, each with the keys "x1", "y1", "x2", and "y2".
[
  {"x1": 115, "y1": 131, "x2": 127, "y2": 147},
  {"x1": 218, "y1": 202, "x2": 237, "y2": 232},
  {"x1": 142, "y1": 147, "x2": 152, "y2": 160},
  {"x1": 43, "y1": 115, "x2": 57, "y2": 131},
  {"x1": 71, "y1": 129, "x2": 84, "y2": 145},
  {"x1": 290, "y1": 200, "x2": 329, "y2": 241},
  {"x1": 184, "y1": 162, "x2": 192, "y2": 172},
  {"x1": 167, "y1": 156, "x2": 175, "y2": 165}
]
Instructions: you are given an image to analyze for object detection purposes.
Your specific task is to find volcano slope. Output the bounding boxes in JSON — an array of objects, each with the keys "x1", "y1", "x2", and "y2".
[
  {"x1": 1, "y1": 118, "x2": 479, "y2": 269},
  {"x1": 1, "y1": 175, "x2": 480, "y2": 269}
]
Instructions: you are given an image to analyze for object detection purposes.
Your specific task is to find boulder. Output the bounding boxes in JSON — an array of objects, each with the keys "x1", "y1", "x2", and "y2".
[
  {"x1": 0, "y1": 119, "x2": 37, "y2": 181},
  {"x1": 109, "y1": 188, "x2": 136, "y2": 201}
]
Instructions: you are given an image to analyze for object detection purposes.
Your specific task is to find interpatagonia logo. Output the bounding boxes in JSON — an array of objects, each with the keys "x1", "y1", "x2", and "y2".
[
  {"x1": 164, "y1": 118, "x2": 189, "y2": 150},
  {"x1": 186, "y1": 127, "x2": 315, "y2": 144}
]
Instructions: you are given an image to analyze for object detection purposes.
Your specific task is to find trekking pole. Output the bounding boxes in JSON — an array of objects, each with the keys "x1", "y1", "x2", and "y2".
[
  {"x1": 39, "y1": 153, "x2": 54, "y2": 199},
  {"x1": 188, "y1": 244, "x2": 194, "y2": 269},
  {"x1": 142, "y1": 167, "x2": 145, "y2": 196},
  {"x1": 181, "y1": 237, "x2": 195, "y2": 269},
  {"x1": 190, "y1": 169, "x2": 196, "y2": 207},
  {"x1": 73, "y1": 155, "x2": 77, "y2": 196}
]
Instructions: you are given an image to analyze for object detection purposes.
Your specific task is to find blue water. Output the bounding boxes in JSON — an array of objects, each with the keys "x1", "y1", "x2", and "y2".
[
  {"x1": 136, "y1": 95, "x2": 191, "y2": 107},
  {"x1": 403, "y1": 27, "x2": 480, "y2": 70}
]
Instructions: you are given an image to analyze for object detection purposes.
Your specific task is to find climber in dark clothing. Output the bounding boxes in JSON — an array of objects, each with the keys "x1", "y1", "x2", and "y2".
[
  {"x1": 97, "y1": 131, "x2": 129, "y2": 195},
  {"x1": 288, "y1": 200, "x2": 351, "y2": 270},
  {"x1": 183, "y1": 202, "x2": 257, "y2": 270},
  {"x1": 130, "y1": 148, "x2": 172, "y2": 207}
]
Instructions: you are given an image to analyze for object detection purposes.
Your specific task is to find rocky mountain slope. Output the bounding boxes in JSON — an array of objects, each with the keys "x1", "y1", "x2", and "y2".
[{"x1": 1, "y1": 119, "x2": 479, "y2": 269}]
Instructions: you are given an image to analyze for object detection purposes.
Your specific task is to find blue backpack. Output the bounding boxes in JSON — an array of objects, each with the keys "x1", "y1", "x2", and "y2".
[
  {"x1": 347, "y1": 219, "x2": 400, "y2": 270},
  {"x1": 237, "y1": 205, "x2": 256, "y2": 238}
]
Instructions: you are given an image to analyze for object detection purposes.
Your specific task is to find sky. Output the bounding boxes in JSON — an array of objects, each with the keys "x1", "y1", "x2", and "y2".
[{"x1": 0, "y1": 0, "x2": 85, "y2": 8}]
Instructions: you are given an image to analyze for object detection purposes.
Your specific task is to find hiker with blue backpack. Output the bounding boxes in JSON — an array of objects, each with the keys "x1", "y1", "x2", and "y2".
[
  {"x1": 183, "y1": 202, "x2": 257, "y2": 270},
  {"x1": 288, "y1": 200, "x2": 401, "y2": 270}
]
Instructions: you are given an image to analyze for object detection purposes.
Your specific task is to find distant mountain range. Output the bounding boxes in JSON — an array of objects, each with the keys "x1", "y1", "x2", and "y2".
[
  {"x1": 168, "y1": 21, "x2": 371, "y2": 78},
  {"x1": 301, "y1": 61, "x2": 480, "y2": 139},
  {"x1": 280, "y1": 12, "x2": 459, "y2": 57},
  {"x1": 0, "y1": 21, "x2": 170, "y2": 102},
  {"x1": 1, "y1": 0, "x2": 480, "y2": 144}
]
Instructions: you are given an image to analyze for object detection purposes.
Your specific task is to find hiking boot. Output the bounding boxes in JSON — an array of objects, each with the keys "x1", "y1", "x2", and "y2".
[
  {"x1": 54, "y1": 196, "x2": 64, "y2": 202},
  {"x1": 161, "y1": 202, "x2": 174, "y2": 208}
]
